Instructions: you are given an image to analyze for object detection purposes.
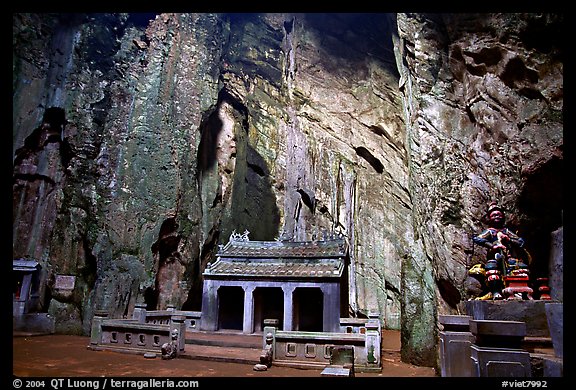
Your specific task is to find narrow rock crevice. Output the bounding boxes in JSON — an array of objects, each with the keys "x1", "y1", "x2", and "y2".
[{"x1": 354, "y1": 146, "x2": 384, "y2": 174}]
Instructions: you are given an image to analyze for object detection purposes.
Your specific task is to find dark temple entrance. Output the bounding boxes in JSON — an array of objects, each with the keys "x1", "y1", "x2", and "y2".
[
  {"x1": 293, "y1": 287, "x2": 323, "y2": 332},
  {"x1": 218, "y1": 286, "x2": 244, "y2": 330},
  {"x1": 254, "y1": 287, "x2": 284, "y2": 332}
]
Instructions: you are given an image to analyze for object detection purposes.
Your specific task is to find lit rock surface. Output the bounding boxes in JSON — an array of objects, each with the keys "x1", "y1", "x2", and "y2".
[{"x1": 12, "y1": 13, "x2": 562, "y2": 367}]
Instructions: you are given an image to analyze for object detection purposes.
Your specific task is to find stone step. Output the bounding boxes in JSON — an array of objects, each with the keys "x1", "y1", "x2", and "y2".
[
  {"x1": 522, "y1": 336, "x2": 554, "y2": 355},
  {"x1": 185, "y1": 330, "x2": 262, "y2": 349},
  {"x1": 180, "y1": 342, "x2": 262, "y2": 365},
  {"x1": 181, "y1": 331, "x2": 263, "y2": 365}
]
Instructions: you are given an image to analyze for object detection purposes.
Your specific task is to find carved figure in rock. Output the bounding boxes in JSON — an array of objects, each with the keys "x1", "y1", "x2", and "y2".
[
  {"x1": 469, "y1": 202, "x2": 530, "y2": 300},
  {"x1": 161, "y1": 328, "x2": 179, "y2": 360}
]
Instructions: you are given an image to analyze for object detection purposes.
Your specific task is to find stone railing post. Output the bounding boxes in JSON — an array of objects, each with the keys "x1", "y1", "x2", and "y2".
[
  {"x1": 132, "y1": 303, "x2": 147, "y2": 323},
  {"x1": 365, "y1": 314, "x2": 381, "y2": 368},
  {"x1": 90, "y1": 310, "x2": 109, "y2": 345},
  {"x1": 169, "y1": 315, "x2": 187, "y2": 352}
]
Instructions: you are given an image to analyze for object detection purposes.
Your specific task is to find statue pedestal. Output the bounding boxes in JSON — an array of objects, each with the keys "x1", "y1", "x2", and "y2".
[
  {"x1": 502, "y1": 275, "x2": 533, "y2": 300},
  {"x1": 461, "y1": 300, "x2": 554, "y2": 338}
]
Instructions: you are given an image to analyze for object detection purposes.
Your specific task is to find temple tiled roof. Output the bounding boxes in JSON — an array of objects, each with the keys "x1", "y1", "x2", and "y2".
[
  {"x1": 204, "y1": 235, "x2": 348, "y2": 279},
  {"x1": 13, "y1": 259, "x2": 40, "y2": 271},
  {"x1": 204, "y1": 258, "x2": 344, "y2": 278}
]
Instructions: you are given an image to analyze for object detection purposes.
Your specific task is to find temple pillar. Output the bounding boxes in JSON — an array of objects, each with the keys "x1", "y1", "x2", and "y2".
[
  {"x1": 243, "y1": 285, "x2": 255, "y2": 334},
  {"x1": 282, "y1": 286, "x2": 295, "y2": 331}
]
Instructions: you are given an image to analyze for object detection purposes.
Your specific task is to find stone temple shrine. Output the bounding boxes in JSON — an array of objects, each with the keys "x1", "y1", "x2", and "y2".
[{"x1": 200, "y1": 231, "x2": 348, "y2": 334}]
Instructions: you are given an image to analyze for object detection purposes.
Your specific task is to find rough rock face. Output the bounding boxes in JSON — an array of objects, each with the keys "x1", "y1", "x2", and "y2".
[
  {"x1": 395, "y1": 13, "x2": 563, "y2": 365},
  {"x1": 12, "y1": 13, "x2": 562, "y2": 367}
]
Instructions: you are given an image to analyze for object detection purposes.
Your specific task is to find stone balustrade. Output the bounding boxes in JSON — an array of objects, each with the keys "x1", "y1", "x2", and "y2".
[
  {"x1": 263, "y1": 319, "x2": 381, "y2": 372},
  {"x1": 87, "y1": 309, "x2": 186, "y2": 356},
  {"x1": 88, "y1": 305, "x2": 382, "y2": 372}
]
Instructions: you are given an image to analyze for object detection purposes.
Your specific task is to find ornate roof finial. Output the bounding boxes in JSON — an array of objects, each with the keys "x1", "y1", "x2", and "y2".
[{"x1": 229, "y1": 229, "x2": 250, "y2": 242}]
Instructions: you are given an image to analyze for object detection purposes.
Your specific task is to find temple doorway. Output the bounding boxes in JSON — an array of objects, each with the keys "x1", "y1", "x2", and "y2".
[
  {"x1": 293, "y1": 287, "x2": 323, "y2": 332},
  {"x1": 217, "y1": 286, "x2": 244, "y2": 331},
  {"x1": 254, "y1": 287, "x2": 284, "y2": 332}
]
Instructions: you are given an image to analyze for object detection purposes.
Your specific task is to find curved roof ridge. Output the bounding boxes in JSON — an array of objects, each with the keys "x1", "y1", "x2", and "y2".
[{"x1": 217, "y1": 237, "x2": 347, "y2": 258}]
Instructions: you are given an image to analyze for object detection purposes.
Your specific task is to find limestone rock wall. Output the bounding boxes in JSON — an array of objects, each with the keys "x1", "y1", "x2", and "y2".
[{"x1": 13, "y1": 13, "x2": 562, "y2": 367}]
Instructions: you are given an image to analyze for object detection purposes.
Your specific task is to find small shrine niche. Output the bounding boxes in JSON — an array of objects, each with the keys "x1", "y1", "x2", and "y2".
[{"x1": 13, "y1": 259, "x2": 41, "y2": 317}]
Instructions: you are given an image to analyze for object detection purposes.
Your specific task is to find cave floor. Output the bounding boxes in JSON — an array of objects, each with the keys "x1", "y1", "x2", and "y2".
[{"x1": 13, "y1": 329, "x2": 436, "y2": 378}]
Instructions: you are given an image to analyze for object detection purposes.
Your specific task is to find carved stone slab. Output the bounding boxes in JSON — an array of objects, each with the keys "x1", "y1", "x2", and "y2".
[{"x1": 54, "y1": 275, "x2": 76, "y2": 290}]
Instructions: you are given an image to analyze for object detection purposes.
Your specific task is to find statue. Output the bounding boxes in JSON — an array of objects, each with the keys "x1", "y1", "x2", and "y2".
[
  {"x1": 161, "y1": 328, "x2": 179, "y2": 360},
  {"x1": 260, "y1": 332, "x2": 274, "y2": 367},
  {"x1": 253, "y1": 332, "x2": 274, "y2": 371},
  {"x1": 468, "y1": 202, "x2": 531, "y2": 300}
]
